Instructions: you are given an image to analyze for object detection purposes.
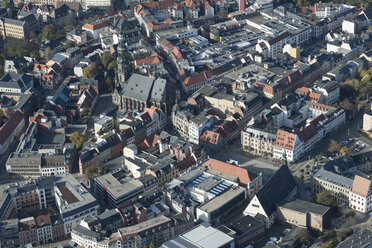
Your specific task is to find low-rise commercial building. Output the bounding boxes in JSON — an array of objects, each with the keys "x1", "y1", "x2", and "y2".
[
  {"x1": 91, "y1": 173, "x2": 144, "y2": 209},
  {"x1": 219, "y1": 215, "x2": 265, "y2": 247},
  {"x1": 54, "y1": 174, "x2": 100, "y2": 234},
  {"x1": 162, "y1": 223, "x2": 235, "y2": 248}
]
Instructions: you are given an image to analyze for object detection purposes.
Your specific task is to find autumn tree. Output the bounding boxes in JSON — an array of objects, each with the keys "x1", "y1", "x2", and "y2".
[
  {"x1": 0, "y1": 110, "x2": 5, "y2": 126},
  {"x1": 107, "y1": 60, "x2": 117, "y2": 70},
  {"x1": 340, "y1": 146, "x2": 351, "y2": 156},
  {"x1": 101, "y1": 52, "x2": 113, "y2": 70},
  {"x1": 296, "y1": 228, "x2": 311, "y2": 243},
  {"x1": 336, "y1": 228, "x2": 352, "y2": 242},
  {"x1": 316, "y1": 190, "x2": 337, "y2": 206},
  {"x1": 83, "y1": 62, "x2": 98, "y2": 78},
  {"x1": 44, "y1": 47, "x2": 53, "y2": 60},
  {"x1": 85, "y1": 162, "x2": 109, "y2": 179},
  {"x1": 105, "y1": 76, "x2": 114, "y2": 92},
  {"x1": 70, "y1": 131, "x2": 85, "y2": 149},
  {"x1": 327, "y1": 139, "x2": 340, "y2": 154}
]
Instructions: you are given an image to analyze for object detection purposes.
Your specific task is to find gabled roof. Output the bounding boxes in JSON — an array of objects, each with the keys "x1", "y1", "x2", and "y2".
[
  {"x1": 203, "y1": 158, "x2": 259, "y2": 187},
  {"x1": 268, "y1": 31, "x2": 290, "y2": 45},
  {"x1": 121, "y1": 73, "x2": 154, "y2": 102},
  {"x1": 351, "y1": 175, "x2": 372, "y2": 198},
  {"x1": 185, "y1": 0, "x2": 197, "y2": 9},
  {"x1": 274, "y1": 130, "x2": 298, "y2": 151},
  {"x1": 135, "y1": 55, "x2": 162, "y2": 66},
  {"x1": 254, "y1": 165, "x2": 296, "y2": 216},
  {"x1": 151, "y1": 78, "x2": 171, "y2": 103},
  {"x1": 0, "y1": 111, "x2": 24, "y2": 145}
]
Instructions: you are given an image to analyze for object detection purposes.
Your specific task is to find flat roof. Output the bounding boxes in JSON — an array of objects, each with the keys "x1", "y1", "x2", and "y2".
[
  {"x1": 224, "y1": 215, "x2": 264, "y2": 235},
  {"x1": 58, "y1": 186, "x2": 79, "y2": 204},
  {"x1": 118, "y1": 215, "x2": 170, "y2": 235},
  {"x1": 180, "y1": 223, "x2": 234, "y2": 248},
  {"x1": 279, "y1": 199, "x2": 330, "y2": 216},
  {"x1": 205, "y1": 168, "x2": 238, "y2": 182},
  {"x1": 94, "y1": 174, "x2": 143, "y2": 199},
  {"x1": 198, "y1": 186, "x2": 245, "y2": 213}
]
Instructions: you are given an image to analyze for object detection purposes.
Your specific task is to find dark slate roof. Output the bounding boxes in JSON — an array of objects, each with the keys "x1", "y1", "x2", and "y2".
[
  {"x1": 324, "y1": 155, "x2": 355, "y2": 173},
  {"x1": 40, "y1": 40, "x2": 62, "y2": 51},
  {"x1": 337, "y1": 229, "x2": 372, "y2": 248},
  {"x1": 0, "y1": 73, "x2": 33, "y2": 91},
  {"x1": 121, "y1": 73, "x2": 154, "y2": 102},
  {"x1": 150, "y1": 78, "x2": 171, "y2": 103},
  {"x1": 51, "y1": 84, "x2": 71, "y2": 106},
  {"x1": 80, "y1": 149, "x2": 99, "y2": 164},
  {"x1": 255, "y1": 165, "x2": 296, "y2": 216},
  {"x1": 279, "y1": 199, "x2": 330, "y2": 216},
  {"x1": 72, "y1": 225, "x2": 101, "y2": 239}
]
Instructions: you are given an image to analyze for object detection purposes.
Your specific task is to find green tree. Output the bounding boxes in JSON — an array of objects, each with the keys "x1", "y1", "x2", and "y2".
[
  {"x1": 316, "y1": 190, "x2": 337, "y2": 206},
  {"x1": 321, "y1": 239, "x2": 338, "y2": 248},
  {"x1": 59, "y1": 13, "x2": 77, "y2": 32},
  {"x1": 70, "y1": 131, "x2": 85, "y2": 149},
  {"x1": 42, "y1": 24, "x2": 56, "y2": 41},
  {"x1": 1, "y1": 0, "x2": 12, "y2": 8},
  {"x1": 5, "y1": 38, "x2": 40, "y2": 59},
  {"x1": 64, "y1": 41, "x2": 75, "y2": 50},
  {"x1": 85, "y1": 162, "x2": 109, "y2": 179},
  {"x1": 336, "y1": 228, "x2": 352, "y2": 242},
  {"x1": 327, "y1": 139, "x2": 340, "y2": 154},
  {"x1": 83, "y1": 62, "x2": 98, "y2": 78}
]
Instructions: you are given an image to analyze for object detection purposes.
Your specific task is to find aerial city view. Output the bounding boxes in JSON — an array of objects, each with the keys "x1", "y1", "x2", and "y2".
[{"x1": 0, "y1": 0, "x2": 371, "y2": 247}]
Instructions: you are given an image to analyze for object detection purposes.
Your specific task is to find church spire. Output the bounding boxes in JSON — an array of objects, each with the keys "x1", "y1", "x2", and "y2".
[{"x1": 282, "y1": 150, "x2": 288, "y2": 167}]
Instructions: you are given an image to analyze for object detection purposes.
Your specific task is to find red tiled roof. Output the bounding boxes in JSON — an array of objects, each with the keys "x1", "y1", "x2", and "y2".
[
  {"x1": 135, "y1": 55, "x2": 162, "y2": 66},
  {"x1": 140, "y1": 112, "x2": 152, "y2": 124},
  {"x1": 137, "y1": 134, "x2": 159, "y2": 151},
  {"x1": 183, "y1": 72, "x2": 207, "y2": 86},
  {"x1": 274, "y1": 129, "x2": 298, "y2": 151},
  {"x1": 309, "y1": 92, "x2": 321, "y2": 102},
  {"x1": 177, "y1": 155, "x2": 196, "y2": 172},
  {"x1": 144, "y1": 106, "x2": 161, "y2": 119},
  {"x1": 296, "y1": 86, "x2": 310, "y2": 97},
  {"x1": 202, "y1": 158, "x2": 259, "y2": 188},
  {"x1": 0, "y1": 111, "x2": 24, "y2": 145},
  {"x1": 308, "y1": 102, "x2": 336, "y2": 111},
  {"x1": 185, "y1": 0, "x2": 197, "y2": 9},
  {"x1": 351, "y1": 175, "x2": 372, "y2": 197},
  {"x1": 200, "y1": 130, "x2": 221, "y2": 145},
  {"x1": 268, "y1": 31, "x2": 290, "y2": 45},
  {"x1": 164, "y1": 17, "x2": 174, "y2": 23},
  {"x1": 33, "y1": 64, "x2": 48, "y2": 72}
]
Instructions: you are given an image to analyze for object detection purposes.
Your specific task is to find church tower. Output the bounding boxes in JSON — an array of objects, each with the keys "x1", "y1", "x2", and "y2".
[{"x1": 117, "y1": 23, "x2": 130, "y2": 83}]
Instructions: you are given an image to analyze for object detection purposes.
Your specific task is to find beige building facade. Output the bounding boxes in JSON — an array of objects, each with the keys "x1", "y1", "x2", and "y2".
[
  {"x1": 277, "y1": 199, "x2": 330, "y2": 231},
  {"x1": 241, "y1": 125, "x2": 277, "y2": 156},
  {"x1": 311, "y1": 168, "x2": 353, "y2": 205}
]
